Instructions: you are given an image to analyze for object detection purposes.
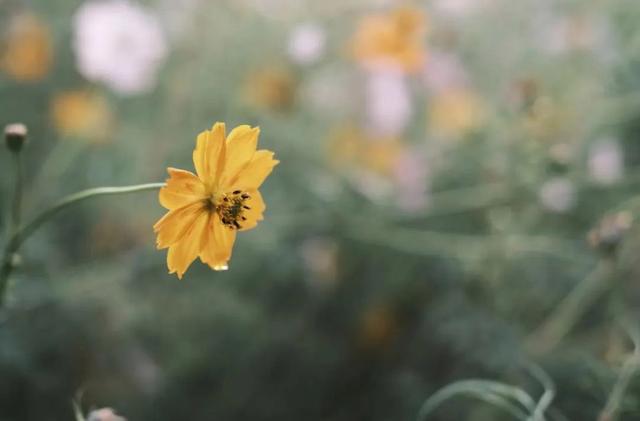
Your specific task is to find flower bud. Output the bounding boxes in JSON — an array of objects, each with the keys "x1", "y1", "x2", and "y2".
[
  {"x1": 588, "y1": 211, "x2": 633, "y2": 256},
  {"x1": 87, "y1": 408, "x2": 126, "y2": 421},
  {"x1": 4, "y1": 123, "x2": 27, "y2": 152}
]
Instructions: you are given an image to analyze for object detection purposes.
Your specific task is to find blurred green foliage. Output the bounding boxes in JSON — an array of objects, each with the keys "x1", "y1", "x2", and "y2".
[{"x1": 2, "y1": 0, "x2": 640, "y2": 420}]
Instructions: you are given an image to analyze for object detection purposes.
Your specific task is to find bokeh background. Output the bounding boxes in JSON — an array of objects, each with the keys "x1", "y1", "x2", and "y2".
[{"x1": 1, "y1": 0, "x2": 640, "y2": 419}]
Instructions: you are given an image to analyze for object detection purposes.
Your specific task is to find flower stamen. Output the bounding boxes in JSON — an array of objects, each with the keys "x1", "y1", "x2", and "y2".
[{"x1": 216, "y1": 190, "x2": 251, "y2": 230}]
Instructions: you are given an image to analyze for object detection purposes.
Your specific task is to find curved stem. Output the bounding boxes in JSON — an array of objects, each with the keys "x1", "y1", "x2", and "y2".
[
  {"x1": 599, "y1": 320, "x2": 640, "y2": 421},
  {"x1": 13, "y1": 183, "x2": 164, "y2": 251},
  {"x1": 525, "y1": 259, "x2": 616, "y2": 354},
  {"x1": 415, "y1": 380, "x2": 534, "y2": 421},
  {"x1": 0, "y1": 182, "x2": 164, "y2": 308},
  {"x1": 527, "y1": 362, "x2": 556, "y2": 421}
]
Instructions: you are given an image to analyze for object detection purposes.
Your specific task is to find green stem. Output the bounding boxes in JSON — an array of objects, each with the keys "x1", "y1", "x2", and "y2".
[
  {"x1": 0, "y1": 149, "x2": 24, "y2": 310},
  {"x1": 599, "y1": 321, "x2": 640, "y2": 421},
  {"x1": 525, "y1": 259, "x2": 616, "y2": 354},
  {"x1": 0, "y1": 182, "x2": 164, "y2": 308},
  {"x1": 10, "y1": 152, "x2": 22, "y2": 237}
]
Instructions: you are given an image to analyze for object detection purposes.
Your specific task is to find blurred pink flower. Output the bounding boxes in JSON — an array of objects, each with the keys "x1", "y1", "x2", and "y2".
[
  {"x1": 588, "y1": 138, "x2": 623, "y2": 185},
  {"x1": 73, "y1": 0, "x2": 168, "y2": 95},
  {"x1": 393, "y1": 147, "x2": 430, "y2": 212},
  {"x1": 423, "y1": 51, "x2": 469, "y2": 94},
  {"x1": 287, "y1": 23, "x2": 326, "y2": 65},
  {"x1": 87, "y1": 408, "x2": 126, "y2": 421},
  {"x1": 539, "y1": 177, "x2": 576, "y2": 213},
  {"x1": 365, "y1": 69, "x2": 412, "y2": 137}
]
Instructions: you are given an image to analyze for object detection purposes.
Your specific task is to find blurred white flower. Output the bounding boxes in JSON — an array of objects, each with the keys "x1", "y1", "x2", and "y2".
[
  {"x1": 287, "y1": 23, "x2": 326, "y2": 65},
  {"x1": 539, "y1": 177, "x2": 576, "y2": 213},
  {"x1": 423, "y1": 51, "x2": 469, "y2": 94},
  {"x1": 73, "y1": 0, "x2": 168, "y2": 95},
  {"x1": 87, "y1": 408, "x2": 126, "y2": 421},
  {"x1": 365, "y1": 69, "x2": 412, "y2": 137},
  {"x1": 432, "y1": 0, "x2": 493, "y2": 19},
  {"x1": 536, "y1": 13, "x2": 617, "y2": 62},
  {"x1": 588, "y1": 138, "x2": 623, "y2": 185}
]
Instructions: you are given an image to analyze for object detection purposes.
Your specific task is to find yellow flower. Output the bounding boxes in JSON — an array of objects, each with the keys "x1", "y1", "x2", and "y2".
[
  {"x1": 2, "y1": 13, "x2": 53, "y2": 82},
  {"x1": 154, "y1": 123, "x2": 278, "y2": 278},
  {"x1": 51, "y1": 90, "x2": 113, "y2": 142},
  {"x1": 244, "y1": 65, "x2": 296, "y2": 112},
  {"x1": 351, "y1": 6, "x2": 427, "y2": 73},
  {"x1": 327, "y1": 125, "x2": 404, "y2": 177},
  {"x1": 428, "y1": 88, "x2": 485, "y2": 138}
]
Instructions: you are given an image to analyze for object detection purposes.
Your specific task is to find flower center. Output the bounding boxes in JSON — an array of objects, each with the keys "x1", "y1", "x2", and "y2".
[{"x1": 212, "y1": 190, "x2": 251, "y2": 230}]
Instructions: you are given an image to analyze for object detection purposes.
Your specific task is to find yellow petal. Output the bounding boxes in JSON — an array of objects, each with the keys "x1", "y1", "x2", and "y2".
[
  {"x1": 193, "y1": 122, "x2": 226, "y2": 186},
  {"x1": 220, "y1": 125, "x2": 260, "y2": 188},
  {"x1": 200, "y1": 213, "x2": 237, "y2": 270},
  {"x1": 159, "y1": 168, "x2": 207, "y2": 210},
  {"x1": 166, "y1": 210, "x2": 210, "y2": 279},
  {"x1": 229, "y1": 150, "x2": 279, "y2": 190},
  {"x1": 153, "y1": 201, "x2": 206, "y2": 249},
  {"x1": 238, "y1": 189, "x2": 266, "y2": 232}
]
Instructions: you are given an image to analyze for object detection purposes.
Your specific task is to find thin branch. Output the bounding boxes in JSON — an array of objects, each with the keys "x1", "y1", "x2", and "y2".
[
  {"x1": 526, "y1": 259, "x2": 616, "y2": 354},
  {"x1": 0, "y1": 182, "x2": 164, "y2": 308},
  {"x1": 599, "y1": 321, "x2": 640, "y2": 421}
]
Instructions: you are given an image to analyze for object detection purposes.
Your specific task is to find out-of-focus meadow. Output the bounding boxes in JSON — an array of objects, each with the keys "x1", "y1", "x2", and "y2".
[{"x1": 2, "y1": 0, "x2": 640, "y2": 419}]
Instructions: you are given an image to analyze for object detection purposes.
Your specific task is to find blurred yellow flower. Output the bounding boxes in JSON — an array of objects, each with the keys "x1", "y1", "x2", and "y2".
[
  {"x1": 327, "y1": 125, "x2": 365, "y2": 169},
  {"x1": 328, "y1": 125, "x2": 404, "y2": 177},
  {"x1": 154, "y1": 123, "x2": 279, "y2": 278},
  {"x1": 362, "y1": 139, "x2": 405, "y2": 176},
  {"x1": 51, "y1": 90, "x2": 113, "y2": 142},
  {"x1": 1, "y1": 13, "x2": 53, "y2": 82},
  {"x1": 244, "y1": 66, "x2": 296, "y2": 111},
  {"x1": 428, "y1": 89, "x2": 485, "y2": 138},
  {"x1": 351, "y1": 6, "x2": 427, "y2": 73},
  {"x1": 357, "y1": 304, "x2": 399, "y2": 351}
]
